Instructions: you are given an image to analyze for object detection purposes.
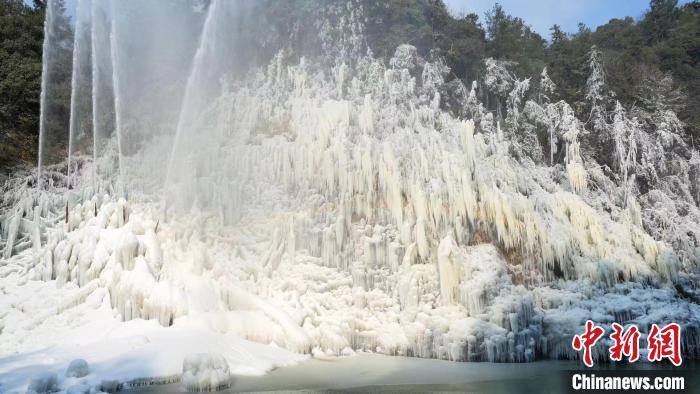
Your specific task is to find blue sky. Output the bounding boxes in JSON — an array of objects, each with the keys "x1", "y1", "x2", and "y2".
[{"x1": 442, "y1": 0, "x2": 692, "y2": 39}]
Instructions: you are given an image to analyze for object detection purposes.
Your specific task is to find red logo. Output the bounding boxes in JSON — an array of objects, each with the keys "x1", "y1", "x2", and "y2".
[
  {"x1": 572, "y1": 320, "x2": 605, "y2": 367},
  {"x1": 609, "y1": 323, "x2": 640, "y2": 362},
  {"x1": 572, "y1": 321, "x2": 683, "y2": 367},
  {"x1": 647, "y1": 323, "x2": 682, "y2": 366}
]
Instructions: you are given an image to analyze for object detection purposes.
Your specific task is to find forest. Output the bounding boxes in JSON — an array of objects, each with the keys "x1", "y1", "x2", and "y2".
[{"x1": 0, "y1": 0, "x2": 698, "y2": 171}]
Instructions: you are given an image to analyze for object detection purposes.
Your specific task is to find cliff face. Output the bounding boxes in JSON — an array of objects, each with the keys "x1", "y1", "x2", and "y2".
[{"x1": 2, "y1": 38, "x2": 698, "y2": 368}]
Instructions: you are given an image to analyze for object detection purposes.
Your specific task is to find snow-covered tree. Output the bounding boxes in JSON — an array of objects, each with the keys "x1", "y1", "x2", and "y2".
[
  {"x1": 421, "y1": 55, "x2": 449, "y2": 110},
  {"x1": 524, "y1": 99, "x2": 580, "y2": 167},
  {"x1": 539, "y1": 66, "x2": 556, "y2": 103},
  {"x1": 505, "y1": 77, "x2": 530, "y2": 127},
  {"x1": 585, "y1": 46, "x2": 605, "y2": 106},
  {"x1": 585, "y1": 46, "x2": 610, "y2": 132},
  {"x1": 484, "y1": 57, "x2": 517, "y2": 120},
  {"x1": 611, "y1": 101, "x2": 638, "y2": 189},
  {"x1": 484, "y1": 57, "x2": 516, "y2": 96},
  {"x1": 390, "y1": 44, "x2": 419, "y2": 71}
]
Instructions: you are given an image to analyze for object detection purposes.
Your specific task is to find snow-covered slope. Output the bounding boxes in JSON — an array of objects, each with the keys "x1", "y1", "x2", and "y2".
[{"x1": 2, "y1": 2, "x2": 700, "y2": 392}]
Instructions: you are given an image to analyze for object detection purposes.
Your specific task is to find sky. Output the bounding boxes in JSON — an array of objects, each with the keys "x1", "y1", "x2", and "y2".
[
  {"x1": 33, "y1": 0, "x2": 692, "y2": 39},
  {"x1": 442, "y1": 0, "x2": 692, "y2": 39}
]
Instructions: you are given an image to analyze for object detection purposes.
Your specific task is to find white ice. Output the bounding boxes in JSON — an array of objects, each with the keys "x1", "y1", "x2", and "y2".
[{"x1": 2, "y1": 2, "x2": 699, "y2": 392}]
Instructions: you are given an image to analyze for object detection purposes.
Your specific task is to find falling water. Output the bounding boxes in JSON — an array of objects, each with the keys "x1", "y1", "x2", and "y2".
[
  {"x1": 89, "y1": 0, "x2": 99, "y2": 189},
  {"x1": 164, "y1": 0, "x2": 220, "y2": 189},
  {"x1": 67, "y1": 0, "x2": 85, "y2": 186},
  {"x1": 109, "y1": 0, "x2": 124, "y2": 196},
  {"x1": 46, "y1": 0, "x2": 210, "y2": 197},
  {"x1": 37, "y1": 0, "x2": 54, "y2": 186}
]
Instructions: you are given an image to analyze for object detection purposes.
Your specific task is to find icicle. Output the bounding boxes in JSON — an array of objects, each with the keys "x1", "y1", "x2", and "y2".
[{"x1": 437, "y1": 235, "x2": 462, "y2": 305}]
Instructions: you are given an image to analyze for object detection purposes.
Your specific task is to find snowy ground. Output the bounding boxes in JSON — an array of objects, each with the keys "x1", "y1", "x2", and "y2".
[{"x1": 0, "y1": 269, "x2": 305, "y2": 393}]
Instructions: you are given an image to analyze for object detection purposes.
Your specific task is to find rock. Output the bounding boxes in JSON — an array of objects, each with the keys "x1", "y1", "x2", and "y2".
[
  {"x1": 65, "y1": 383, "x2": 90, "y2": 394},
  {"x1": 182, "y1": 353, "x2": 231, "y2": 392},
  {"x1": 65, "y1": 359, "x2": 89, "y2": 378},
  {"x1": 99, "y1": 380, "x2": 120, "y2": 393},
  {"x1": 26, "y1": 371, "x2": 58, "y2": 394}
]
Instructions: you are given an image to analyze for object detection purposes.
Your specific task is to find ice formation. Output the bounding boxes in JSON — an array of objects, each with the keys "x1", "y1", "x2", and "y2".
[
  {"x1": 64, "y1": 359, "x2": 89, "y2": 379},
  {"x1": 1, "y1": 0, "x2": 699, "y2": 392},
  {"x1": 26, "y1": 372, "x2": 58, "y2": 394},
  {"x1": 182, "y1": 354, "x2": 231, "y2": 392}
]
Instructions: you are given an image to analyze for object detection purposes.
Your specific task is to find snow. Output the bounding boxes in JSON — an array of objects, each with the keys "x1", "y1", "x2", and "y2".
[
  {"x1": 2, "y1": 2, "x2": 699, "y2": 392},
  {"x1": 181, "y1": 354, "x2": 231, "y2": 392},
  {"x1": 4, "y1": 42, "x2": 699, "y2": 389},
  {"x1": 0, "y1": 266, "x2": 305, "y2": 393},
  {"x1": 585, "y1": 46, "x2": 606, "y2": 107},
  {"x1": 26, "y1": 372, "x2": 58, "y2": 394},
  {"x1": 65, "y1": 359, "x2": 89, "y2": 378}
]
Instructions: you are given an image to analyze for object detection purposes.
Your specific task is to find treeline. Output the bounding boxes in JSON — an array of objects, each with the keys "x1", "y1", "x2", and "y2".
[
  {"x1": 360, "y1": 0, "x2": 699, "y2": 143},
  {"x1": 0, "y1": 0, "x2": 45, "y2": 168},
  {"x1": 0, "y1": 0, "x2": 72, "y2": 170},
  {"x1": 1, "y1": 0, "x2": 698, "y2": 169}
]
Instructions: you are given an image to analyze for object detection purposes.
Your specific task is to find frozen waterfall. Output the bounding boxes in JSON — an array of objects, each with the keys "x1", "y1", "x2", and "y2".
[{"x1": 8, "y1": 0, "x2": 700, "y2": 379}]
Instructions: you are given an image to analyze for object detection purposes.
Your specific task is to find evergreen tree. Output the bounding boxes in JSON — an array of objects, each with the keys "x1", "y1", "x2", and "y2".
[
  {"x1": 0, "y1": 0, "x2": 44, "y2": 167},
  {"x1": 0, "y1": 0, "x2": 72, "y2": 169},
  {"x1": 484, "y1": 3, "x2": 546, "y2": 77}
]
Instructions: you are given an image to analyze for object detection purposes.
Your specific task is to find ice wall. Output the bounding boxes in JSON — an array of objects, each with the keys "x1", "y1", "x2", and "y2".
[
  {"x1": 13, "y1": 0, "x2": 700, "y2": 367},
  {"x1": 8, "y1": 44, "x2": 698, "y2": 364}
]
